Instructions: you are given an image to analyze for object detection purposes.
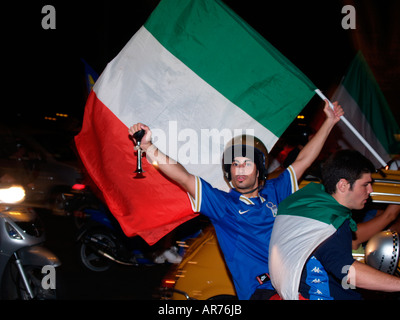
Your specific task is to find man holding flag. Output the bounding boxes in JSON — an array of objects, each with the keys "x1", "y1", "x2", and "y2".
[
  {"x1": 269, "y1": 150, "x2": 400, "y2": 300},
  {"x1": 129, "y1": 100, "x2": 343, "y2": 300},
  {"x1": 75, "y1": 0, "x2": 349, "y2": 300}
]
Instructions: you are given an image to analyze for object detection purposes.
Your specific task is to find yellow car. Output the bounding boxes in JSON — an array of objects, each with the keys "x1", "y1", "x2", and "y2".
[
  {"x1": 159, "y1": 169, "x2": 400, "y2": 300},
  {"x1": 160, "y1": 225, "x2": 236, "y2": 300}
]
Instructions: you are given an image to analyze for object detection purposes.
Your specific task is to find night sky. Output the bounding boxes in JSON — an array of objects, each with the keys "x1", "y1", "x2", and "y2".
[{"x1": 6, "y1": 0, "x2": 400, "y2": 130}]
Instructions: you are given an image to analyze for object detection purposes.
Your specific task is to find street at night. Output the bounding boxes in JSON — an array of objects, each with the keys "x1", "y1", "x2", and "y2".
[
  {"x1": 40, "y1": 210, "x2": 169, "y2": 300},
  {"x1": 1, "y1": 0, "x2": 400, "y2": 310}
]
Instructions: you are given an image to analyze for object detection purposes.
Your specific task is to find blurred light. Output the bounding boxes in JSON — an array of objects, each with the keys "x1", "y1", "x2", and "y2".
[
  {"x1": 162, "y1": 279, "x2": 176, "y2": 288},
  {"x1": 72, "y1": 183, "x2": 86, "y2": 191},
  {"x1": 297, "y1": 115, "x2": 305, "y2": 119},
  {"x1": 8, "y1": 211, "x2": 22, "y2": 216},
  {"x1": 0, "y1": 186, "x2": 25, "y2": 203},
  {"x1": 44, "y1": 113, "x2": 68, "y2": 121}
]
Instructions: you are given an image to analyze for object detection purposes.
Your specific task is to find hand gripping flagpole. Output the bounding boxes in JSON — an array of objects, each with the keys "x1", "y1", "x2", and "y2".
[{"x1": 315, "y1": 89, "x2": 387, "y2": 168}]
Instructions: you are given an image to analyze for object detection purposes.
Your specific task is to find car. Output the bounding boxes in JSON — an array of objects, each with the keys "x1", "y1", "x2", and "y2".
[
  {"x1": 0, "y1": 124, "x2": 82, "y2": 213},
  {"x1": 159, "y1": 169, "x2": 400, "y2": 300}
]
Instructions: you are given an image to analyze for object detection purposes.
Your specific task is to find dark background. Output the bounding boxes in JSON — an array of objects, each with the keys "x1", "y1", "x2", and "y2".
[
  {"x1": 4, "y1": 0, "x2": 400, "y2": 131},
  {"x1": 1, "y1": 0, "x2": 399, "y2": 304}
]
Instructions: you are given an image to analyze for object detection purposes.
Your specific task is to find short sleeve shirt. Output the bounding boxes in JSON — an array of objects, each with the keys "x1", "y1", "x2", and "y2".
[{"x1": 189, "y1": 166, "x2": 298, "y2": 300}]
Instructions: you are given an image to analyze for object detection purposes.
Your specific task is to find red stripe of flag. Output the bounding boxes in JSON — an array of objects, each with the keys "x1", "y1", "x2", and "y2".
[{"x1": 75, "y1": 92, "x2": 196, "y2": 244}]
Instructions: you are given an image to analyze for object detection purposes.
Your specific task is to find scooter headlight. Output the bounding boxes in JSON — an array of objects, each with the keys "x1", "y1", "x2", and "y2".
[
  {"x1": 0, "y1": 186, "x2": 25, "y2": 204},
  {"x1": 5, "y1": 221, "x2": 24, "y2": 240}
]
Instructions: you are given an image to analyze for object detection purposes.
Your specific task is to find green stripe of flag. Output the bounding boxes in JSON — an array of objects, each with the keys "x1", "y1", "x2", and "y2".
[
  {"x1": 144, "y1": 0, "x2": 316, "y2": 137},
  {"x1": 342, "y1": 52, "x2": 400, "y2": 154},
  {"x1": 277, "y1": 182, "x2": 355, "y2": 231}
]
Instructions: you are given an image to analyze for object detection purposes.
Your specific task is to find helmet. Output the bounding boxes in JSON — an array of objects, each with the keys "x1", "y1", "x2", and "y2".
[
  {"x1": 365, "y1": 231, "x2": 400, "y2": 276},
  {"x1": 222, "y1": 135, "x2": 269, "y2": 182}
]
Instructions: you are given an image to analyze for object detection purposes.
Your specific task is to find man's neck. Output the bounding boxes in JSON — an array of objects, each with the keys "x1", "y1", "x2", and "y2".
[{"x1": 236, "y1": 185, "x2": 260, "y2": 198}]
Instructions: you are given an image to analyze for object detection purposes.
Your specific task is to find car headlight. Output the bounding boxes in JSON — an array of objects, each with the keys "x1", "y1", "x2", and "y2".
[{"x1": 0, "y1": 186, "x2": 25, "y2": 204}]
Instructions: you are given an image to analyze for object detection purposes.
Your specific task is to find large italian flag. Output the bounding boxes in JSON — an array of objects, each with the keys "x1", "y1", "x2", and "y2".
[{"x1": 75, "y1": 0, "x2": 316, "y2": 244}]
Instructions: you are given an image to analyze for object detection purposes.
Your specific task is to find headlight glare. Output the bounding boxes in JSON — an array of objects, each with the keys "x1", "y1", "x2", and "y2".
[{"x1": 0, "y1": 186, "x2": 25, "y2": 203}]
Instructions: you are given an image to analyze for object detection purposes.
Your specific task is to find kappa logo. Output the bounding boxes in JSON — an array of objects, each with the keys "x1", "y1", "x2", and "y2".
[
  {"x1": 239, "y1": 209, "x2": 250, "y2": 215},
  {"x1": 315, "y1": 289, "x2": 323, "y2": 295},
  {"x1": 311, "y1": 266, "x2": 322, "y2": 274}
]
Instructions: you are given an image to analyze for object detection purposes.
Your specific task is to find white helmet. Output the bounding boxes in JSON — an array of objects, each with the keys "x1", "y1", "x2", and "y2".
[{"x1": 365, "y1": 231, "x2": 400, "y2": 276}]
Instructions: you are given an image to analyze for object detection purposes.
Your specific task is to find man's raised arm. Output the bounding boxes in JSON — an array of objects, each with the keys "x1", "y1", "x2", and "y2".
[{"x1": 291, "y1": 100, "x2": 344, "y2": 180}]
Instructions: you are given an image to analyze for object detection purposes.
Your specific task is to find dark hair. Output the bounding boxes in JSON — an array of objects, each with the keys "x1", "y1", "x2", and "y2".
[{"x1": 321, "y1": 150, "x2": 375, "y2": 194}]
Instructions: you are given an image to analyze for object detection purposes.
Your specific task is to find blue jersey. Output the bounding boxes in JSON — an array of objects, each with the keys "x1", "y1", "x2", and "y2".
[
  {"x1": 300, "y1": 220, "x2": 362, "y2": 300},
  {"x1": 189, "y1": 167, "x2": 298, "y2": 300}
]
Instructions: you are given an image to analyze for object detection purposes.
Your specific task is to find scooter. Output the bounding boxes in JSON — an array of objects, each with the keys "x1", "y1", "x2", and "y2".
[
  {"x1": 0, "y1": 184, "x2": 61, "y2": 299},
  {"x1": 77, "y1": 206, "x2": 159, "y2": 271},
  {"x1": 64, "y1": 184, "x2": 205, "y2": 272}
]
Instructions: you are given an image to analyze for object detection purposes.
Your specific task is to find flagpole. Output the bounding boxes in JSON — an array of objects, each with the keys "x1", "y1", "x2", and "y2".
[{"x1": 314, "y1": 89, "x2": 387, "y2": 168}]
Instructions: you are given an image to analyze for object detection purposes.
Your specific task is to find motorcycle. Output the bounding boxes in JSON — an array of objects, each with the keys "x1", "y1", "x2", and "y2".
[
  {"x1": 63, "y1": 184, "x2": 205, "y2": 272},
  {"x1": 0, "y1": 183, "x2": 61, "y2": 299}
]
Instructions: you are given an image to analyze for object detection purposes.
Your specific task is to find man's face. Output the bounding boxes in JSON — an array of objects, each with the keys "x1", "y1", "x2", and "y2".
[
  {"x1": 230, "y1": 157, "x2": 259, "y2": 192},
  {"x1": 343, "y1": 173, "x2": 373, "y2": 210}
]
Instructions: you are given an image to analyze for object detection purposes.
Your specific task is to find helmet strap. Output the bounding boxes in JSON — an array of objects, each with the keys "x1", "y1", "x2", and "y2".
[{"x1": 234, "y1": 185, "x2": 261, "y2": 195}]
